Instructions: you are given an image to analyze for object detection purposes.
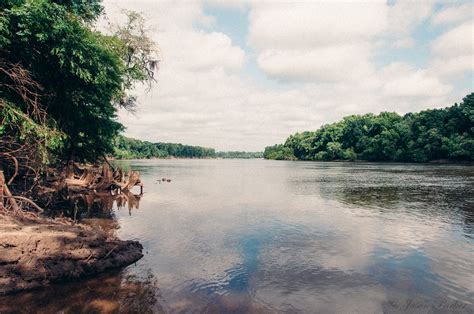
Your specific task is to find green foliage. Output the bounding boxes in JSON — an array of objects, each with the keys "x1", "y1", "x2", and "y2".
[
  {"x1": 216, "y1": 151, "x2": 263, "y2": 159},
  {"x1": 51, "y1": 0, "x2": 103, "y2": 21},
  {"x1": 2, "y1": 0, "x2": 103, "y2": 21},
  {"x1": 265, "y1": 94, "x2": 474, "y2": 162},
  {"x1": 113, "y1": 136, "x2": 216, "y2": 159},
  {"x1": 0, "y1": 100, "x2": 65, "y2": 163},
  {"x1": 0, "y1": 1, "x2": 157, "y2": 162},
  {"x1": 1, "y1": 0, "x2": 122, "y2": 161},
  {"x1": 113, "y1": 136, "x2": 168, "y2": 159},
  {"x1": 113, "y1": 136, "x2": 264, "y2": 159},
  {"x1": 155, "y1": 142, "x2": 216, "y2": 158},
  {"x1": 263, "y1": 144, "x2": 296, "y2": 160}
]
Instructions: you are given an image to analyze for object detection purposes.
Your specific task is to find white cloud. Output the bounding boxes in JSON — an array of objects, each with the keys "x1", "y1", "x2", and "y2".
[
  {"x1": 248, "y1": 2, "x2": 388, "y2": 50},
  {"x1": 380, "y1": 62, "x2": 452, "y2": 97},
  {"x1": 162, "y1": 31, "x2": 246, "y2": 72},
  {"x1": 431, "y1": 21, "x2": 474, "y2": 77},
  {"x1": 102, "y1": 0, "x2": 467, "y2": 151},
  {"x1": 432, "y1": 21, "x2": 473, "y2": 58},
  {"x1": 432, "y1": 55, "x2": 474, "y2": 78},
  {"x1": 247, "y1": 2, "x2": 387, "y2": 84},
  {"x1": 386, "y1": 0, "x2": 434, "y2": 36},
  {"x1": 247, "y1": 1, "x2": 439, "y2": 85},
  {"x1": 204, "y1": 0, "x2": 247, "y2": 10},
  {"x1": 257, "y1": 44, "x2": 376, "y2": 83},
  {"x1": 391, "y1": 38, "x2": 415, "y2": 48},
  {"x1": 432, "y1": 3, "x2": 473, "y2": 26}
]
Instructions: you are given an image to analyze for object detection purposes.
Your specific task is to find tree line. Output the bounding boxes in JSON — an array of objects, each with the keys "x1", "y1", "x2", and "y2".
[
  {"x1": 264, "y1": 94, "x2": 473, "y2": 162},
  {"x1": 113, "y1": 136, "x2": 263, "y2": 159},
  {"x1": 216, "y1": 151, "x2": 263, "y2": 159},
  {"x1": 113, "y1": 136, "x2": 216, "y2": 159}
]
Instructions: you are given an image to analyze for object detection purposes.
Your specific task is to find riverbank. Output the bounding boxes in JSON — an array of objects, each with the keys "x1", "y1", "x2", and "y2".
[
  {"x1": 262, "y1": 157, "x2": 474, "y2": 164},
  {"x1": 0, "y1": 213, "x2": 143, "y2": 295}
]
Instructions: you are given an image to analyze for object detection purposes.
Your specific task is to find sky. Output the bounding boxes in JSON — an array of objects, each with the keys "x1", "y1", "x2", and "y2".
[{"x1": 101, "y1": 0, "x2": 473, "y2": 151}]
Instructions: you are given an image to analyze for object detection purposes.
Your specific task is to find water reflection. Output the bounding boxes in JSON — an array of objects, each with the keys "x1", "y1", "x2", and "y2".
[
  {"x1": 49, "y1": 190, "x2": 142, "y2": 221},
  {"x1": 0, "y1": 190, "x2": 159, "y2": 313},
  {"x1": 309, "y1": 163, "x2": 474, "y2": 238},
  {"x1": 0, "y1": 272, "x2": 161, "y2": 313},
  {"x1": 4, "y1": 160, "x2": 474, "y2": 313}
]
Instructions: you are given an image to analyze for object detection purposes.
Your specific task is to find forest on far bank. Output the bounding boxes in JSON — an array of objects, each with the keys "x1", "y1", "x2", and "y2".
[
  {"x1": 113, "y1": 136, "x2": 263, "y2": 159},
  {"x1": 264, "y1": 94, "x2": 473, "y2": 162}
]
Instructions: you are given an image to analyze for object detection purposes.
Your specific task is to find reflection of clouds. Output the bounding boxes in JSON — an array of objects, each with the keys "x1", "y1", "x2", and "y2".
[
  {"x1": 423, "y1": 242, "x2": 474, "y2": 301},
  {"x1": 255, "y1": 280, "x2": 387, "y2": 313},
  {"x1": 112, "y1": 160, "x2": 474, "y2": 311}
]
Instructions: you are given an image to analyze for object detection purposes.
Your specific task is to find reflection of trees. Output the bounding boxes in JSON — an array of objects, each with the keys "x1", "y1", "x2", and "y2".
[
  {"x1": 116, "y1": 191, "x2": 141, "y2": 214},
  {"x1": 331, "y1": 185, "x2": 402, "y2": 209},
  {"x1": 329, "y1": 184, "x2": 472, "y2": 212},
  {"x1": 43, "y1": 190, "x2": 142, "y2": 237},
  {"x1": 49, "y1": 191, "x2": 142, "y2": 220},
  {"x1": 318, "y1": 178, "x2": 474, "y2": 236},
  {"x1": 0, "y1": 271, "x2": 162, "y2": 313}
]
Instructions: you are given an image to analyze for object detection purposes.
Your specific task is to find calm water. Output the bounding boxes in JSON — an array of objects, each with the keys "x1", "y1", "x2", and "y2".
[{"x1": 1, "y1": 159, "x2": 473, "y2": 313}]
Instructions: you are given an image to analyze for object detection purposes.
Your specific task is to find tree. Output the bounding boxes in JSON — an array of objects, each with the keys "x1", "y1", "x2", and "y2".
[
  {"x1": 113, "y1": 136, "x2": 217, "y2": 159},
  {"x1": 0, "y1": 1, "x2": 158, "y2": 162},
  {"x1": 263, "y1": 144, "x2": 296, "y2": 160},
  {"x1": 264, "y1": 94, "x2": 474, "y2": 162}
]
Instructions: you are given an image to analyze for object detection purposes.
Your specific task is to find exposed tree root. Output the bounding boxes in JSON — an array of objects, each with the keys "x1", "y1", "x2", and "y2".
[
  {"x1": 58, "y1": 162, "x2": 143, "y2": 194},
  {"x1": 0, "y1": 161, "x2": 145, "y2": 295}
]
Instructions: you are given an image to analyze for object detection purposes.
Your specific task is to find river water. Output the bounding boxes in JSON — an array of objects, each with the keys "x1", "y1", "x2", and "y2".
[{"x1": 1, "y1": 159, "x2": 473, "y2": 313}]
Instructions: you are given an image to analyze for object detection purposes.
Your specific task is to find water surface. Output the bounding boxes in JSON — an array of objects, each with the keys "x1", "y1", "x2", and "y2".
[{"x1": 1, "y1": 160, "x2": 473, "y2": 313}]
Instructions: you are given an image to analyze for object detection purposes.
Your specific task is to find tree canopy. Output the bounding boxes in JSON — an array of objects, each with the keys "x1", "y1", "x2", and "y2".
[
  {"x1": 216, "y1": 151, "x2": 263, "y2": 159},
  {"x1": 1, "y1": 0, "x2": 157, "y2": 162},
  {"x1": 113, "y1": 136, "x2": 263, "y2": 159},
  {"x1": 264, "y1": 94, "x2": 474, "y2": 162},
  {"x1": 113, "y1": 135, "x2": 217, "y2": 159}
]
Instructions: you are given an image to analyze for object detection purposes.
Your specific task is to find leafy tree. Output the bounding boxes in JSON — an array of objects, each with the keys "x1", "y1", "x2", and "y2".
[
  {"x1": 216, "y1": 151, "x2": 263, "y2": 159},
  {"x1": 0, "y1": 0, "x2": 158, "y2": 162},
  {"x1": 264, "y1": 94, "x2": 474, "y2": 162},
  {"x1": 113, "y1": 136, "x2": 217, "y2": 159},
  {"x1": 263, "y1": 144, "x2": 296, "y2": 160}
]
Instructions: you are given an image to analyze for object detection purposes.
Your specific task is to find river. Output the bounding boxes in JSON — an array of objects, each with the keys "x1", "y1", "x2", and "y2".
[{"x1": 1, "y1": 159, "x2": 473, "y2": 313}]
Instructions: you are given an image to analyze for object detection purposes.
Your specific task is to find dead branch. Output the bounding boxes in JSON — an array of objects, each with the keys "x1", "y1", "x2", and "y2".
[
  {"x1": 0, "y1": 152, "x2": 19, "y2": 184},
  {"x1": 3, "y1": 196, "x2": 44, "y2": 213},
  {"x1": 0, "y1": 171, "x2": 19, "y2": 212}
]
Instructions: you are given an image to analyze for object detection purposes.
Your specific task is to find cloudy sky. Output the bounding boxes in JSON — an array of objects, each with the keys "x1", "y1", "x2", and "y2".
[{"x1": 102, "y1": 0, "x2": 473, "y2": 151}]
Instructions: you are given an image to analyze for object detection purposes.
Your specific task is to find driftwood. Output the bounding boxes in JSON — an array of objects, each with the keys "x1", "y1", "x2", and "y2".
[
  {"x1": 0, "y1": 160, "x2": 143, "y2": 217},
  {"x1": 61, "y1": 163, "x2": 143, "y2": 194}
]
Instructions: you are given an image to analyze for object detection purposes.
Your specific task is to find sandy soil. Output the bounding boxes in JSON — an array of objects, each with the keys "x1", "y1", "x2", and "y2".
[{"x1": 0, "y1": 214, "x2": 143, "y2": 295}]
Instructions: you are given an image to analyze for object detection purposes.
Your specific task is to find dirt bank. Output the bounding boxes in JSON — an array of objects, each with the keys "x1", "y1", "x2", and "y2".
[{"x1": 0, "y1": 214, "x2": 143, "y2": 295}]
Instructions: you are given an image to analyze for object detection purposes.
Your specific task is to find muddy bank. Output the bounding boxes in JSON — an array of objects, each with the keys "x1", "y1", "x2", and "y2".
[{"x1": 0, "y1": 214, "x2": 143, "y2": 295}]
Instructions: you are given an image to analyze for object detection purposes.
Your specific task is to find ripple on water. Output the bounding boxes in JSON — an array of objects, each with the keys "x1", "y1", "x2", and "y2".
[{"x1": 5, "y1": 160, "x2": 473, "y2": 312}]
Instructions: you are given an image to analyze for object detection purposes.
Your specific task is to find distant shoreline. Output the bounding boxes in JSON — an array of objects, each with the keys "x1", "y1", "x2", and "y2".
[
  {"x1": 111, "y1": 156, "x2": 264, "y2": 161},
  {"x1": 272, "y1": 159, "x2": 474, "y2": 165},
  {"x1": 111, "y1": 157, "x2": 472, "y2": 165}
]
